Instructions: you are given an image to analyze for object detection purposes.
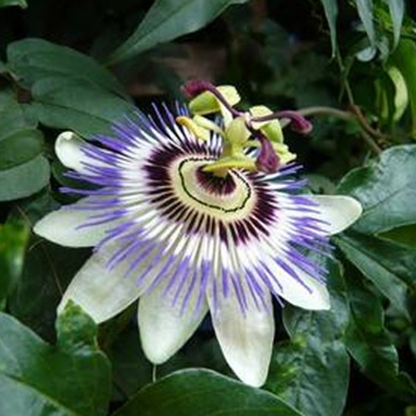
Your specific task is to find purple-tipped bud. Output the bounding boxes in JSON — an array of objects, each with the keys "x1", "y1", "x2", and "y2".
[
  {"x1": 256, "y1": 135, "x2": 280, "y2": 173},
  {"x1": 181, "y1": 80, "x2": 215, "y2": 98},
  {"x1": 277, "y1": 111, "x2": 313, "y2": 134}
]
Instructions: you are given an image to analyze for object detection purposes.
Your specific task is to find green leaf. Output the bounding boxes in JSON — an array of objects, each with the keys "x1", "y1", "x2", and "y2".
[
  {"x1": 0, "y1": 89, "x2": 37, "y2": 140},
  {"x1": 5, "y1": 40, "x2": 133, "y2": 137},
  {"x1": 0, "y1": 0, "x2": 27, "y2": 9},
  {"x1": 340, "y1": 269, "x2": 416, "y2": 402},
  {"x1": 31, "y1": 77, "x2": 136, "y2": 137},
  {"x1": 6, "y1": 190, "x2": 89, "y2": 339},
  {"x1": 7, "y1": 38, "x2": 126, "y2": 97},
  {"x1": 113, "y1": 369, "x2": 302, "y2": 416},
  {"x1": 108, "y1": 0, "x2": 250, "y2": 64},
  {"x1": 107, "y1": 324, "x2": 153, "y2": 399},
  {"x1": 0, "y1": 154, "x2": 50, "y2": 202},
  {"x1": 383, "y1": 0, "x2": 405, "y2": 48},
  {"x1": 108, "y1": 322, "x2": 231, "y2": 400},
  {"x1": 319, "y1": 0, "x2": 338, "y2": 56},
  {"x1": 8, "y1": 236, "x2": 89, "y2": 339},
  {"x1": 0, "y1": 222, "x2": 29, "y2": 303},
  {"x1": 9, "y1": 187, "x2": 59, "y2": 224},
  {"x1": 392, "y1": 40, "x2": 416, "y2": 138},
  {"x1": 57, "y1": 301, "x2": 99, "y2": 352},
  {"x1": 337, "y1": 145, "x2": 416, "y2": 234},
  {"x1": 267, "y1": 257, "x2": 350, "y2": 416},
  {"x1": 355, "y1": 0, "x2": 376, "y2": 48},
  {"x1": 0, "y1": 304, "x2": 111, "y2": 416},
  {"x1": 335, "y1": 231, "x2": 416, "y2": 318},
  {"x1": 0, "y1": 129, "x2": 43, "y2": 170},
  {"x1": 381, "y1": 224, "x2": 416, "y2": 249}
]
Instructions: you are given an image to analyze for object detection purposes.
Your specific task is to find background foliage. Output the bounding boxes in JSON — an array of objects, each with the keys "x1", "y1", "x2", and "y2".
[{"x1": 1, "y1": 0, "x2": 416, "y2": 415}]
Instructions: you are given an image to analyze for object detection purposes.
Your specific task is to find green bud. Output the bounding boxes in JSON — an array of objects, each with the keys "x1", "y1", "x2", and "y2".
[
  {"x1": 249, "y1": 105, "x2": 284, "y2": 143},
  {"x1": 387, "y1": 66, "x2": 408, "y2": 122}
]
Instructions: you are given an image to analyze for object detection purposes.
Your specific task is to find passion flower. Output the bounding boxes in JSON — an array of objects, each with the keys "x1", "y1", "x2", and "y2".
[{"x1": 34, "y1": 87, "x2": 361, "y2": 387}]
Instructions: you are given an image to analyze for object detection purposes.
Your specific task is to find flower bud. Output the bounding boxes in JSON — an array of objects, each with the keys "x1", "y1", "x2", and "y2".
[{"x1": 278, "y1": 111, "x2": 313, "y2": 134}]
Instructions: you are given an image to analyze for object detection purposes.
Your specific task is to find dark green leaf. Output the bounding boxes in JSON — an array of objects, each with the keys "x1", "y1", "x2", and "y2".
[
  {"x1": 0, "y1": 222, "x2": 29, "y2": 303},
  {"x1": 0, "y1": 154, "x2": 49, "y2": 202},
  {"x1": 267, "y1": 257, "x2": 349, "y2": 416},
  {"x1": 108, "y1": 322, "x2": 227, "y2": 400},
  {"x1": 392, "y1": 40, "x2": 416, "y2": 138},
  {"x1": 8, "y1": 239, "x2": 90, "y2": 339},
  {"x1": 337, "y1": 145, "x2": 416, "y2": 234},
  {"x1": 6, "y1": 191, "x2": 89, "y2": 338},
  {"x1": 107, "y1": 323, "x2": 153, "y2": 400},
  {"x1": 355, "y1": 0, "x2": 376, "y2": 48},
  {"x1": 319, "y1": 0, "x2": 338, "y2": 56},
  {"x1": 108, "y1": 0, "x2": 250, "y2": 64},
  {"x1": 113, "y1": 369, "x2": 302, "y2": 416},
  {"x1": 0, "y1": 89, "x2": 37, "y2": 140},
  {"x1": 31, "y1": 77, "x2": 136, "y2": 137},
  {"x1": 0, "y1": 304, "x2": 111, "y2": 416},
  {"x1": 335, "y1": 231, "x2": 416, "y2": 318},
  {"x1": 0, "y1": 129, "x2": 43, "y2": 170},
  {"x1": 340, "y1": 270, "x2": 416, "y2": 402},
  {"x1": 383, "y1": 0, "x2": 405, "y2": 47},
  {"x1": 7, "y1": 38, "x2": 126, "y2": 97},
  {"x1": 381, "y1": 224, "x2": 416, "y2": 249},
  {"x1": 0, "y1": 0, "x2": 27, "y2": 9},
  {"x1": 10, "y1": 187, "x2": 59, "y2": 224}
]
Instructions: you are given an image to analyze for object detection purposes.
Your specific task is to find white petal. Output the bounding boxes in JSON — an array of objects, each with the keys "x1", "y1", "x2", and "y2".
[
  {"x1": 55, "y1": 131, "x2": 89, "y2": 173},
  {"x1": 274, "y1": 267, "x2": 330, "y2": 311},
  {"x1": 207, "y1": 292, "x2": 275, "y2": 387},
  {"x1": 58, "y1": 244, "x2": 143, "y2": 323},
  {"x1": 138, "y1": 287, "x2": 208, "y2": 364},
  {"x1": 311, "y1": 195, "x2": 362, "y2": 235},
  {"x1": 33, "y1": 197, "x2": 114, "y2": 248}
]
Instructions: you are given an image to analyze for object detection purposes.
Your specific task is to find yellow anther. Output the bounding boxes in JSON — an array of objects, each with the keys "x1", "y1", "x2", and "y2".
[
  {"x1": 176, "y1": 116, "x2": 210, "y2": 141},
  {"x1": 249, "y1": 105, "x2": 284, "y2": 143},
  {"x1": 189, "y1": 86, "x2": 240, "y2": 116}
]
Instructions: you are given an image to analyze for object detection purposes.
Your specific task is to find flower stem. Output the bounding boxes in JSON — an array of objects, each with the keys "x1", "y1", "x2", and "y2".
[{"x1": 293, "y1": 106, "x2": 383, "y2": 155}]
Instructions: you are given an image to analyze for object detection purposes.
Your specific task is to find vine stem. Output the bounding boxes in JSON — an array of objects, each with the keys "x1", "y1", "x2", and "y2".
[
  {"x1": 294, "y1": 105, "x2": 383, "y2": 155},
  {"x1": 334, "y1": 52, "x2": 383, "y2": 154}
]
